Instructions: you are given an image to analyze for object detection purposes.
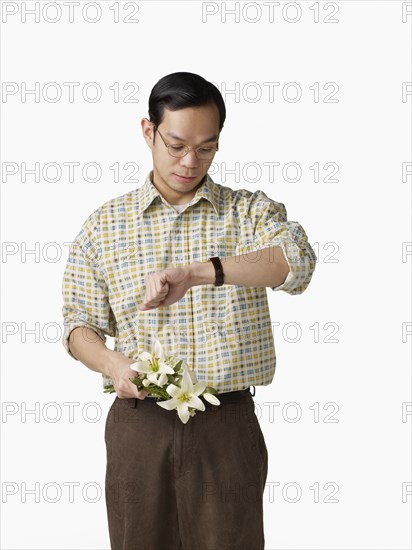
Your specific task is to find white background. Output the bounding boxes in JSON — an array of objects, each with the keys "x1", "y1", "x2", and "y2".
[{"x1": 1, "y1": 1, "x2": 411, "y2": 549}]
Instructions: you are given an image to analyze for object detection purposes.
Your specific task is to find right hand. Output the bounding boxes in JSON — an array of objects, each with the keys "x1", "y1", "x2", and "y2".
[{"x1": 105, "y1": 351, "x2": 149, "y2": 399}]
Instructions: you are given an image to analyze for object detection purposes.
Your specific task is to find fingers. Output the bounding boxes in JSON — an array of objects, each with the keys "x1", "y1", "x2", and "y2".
[
  {"x1": 129, "y1": 375, "x2": 147, "y2": 400},
  {"x1": 139, "y1": 278, "x2": 169, "y2": 310},
  {"x1": 136, "y1": 389, "x2": 148, "y2": 400}
]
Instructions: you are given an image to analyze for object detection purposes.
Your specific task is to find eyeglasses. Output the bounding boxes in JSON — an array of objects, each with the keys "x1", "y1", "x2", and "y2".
[{"x1": 154, "y1": 127, "x2": 219, "y2": 160}]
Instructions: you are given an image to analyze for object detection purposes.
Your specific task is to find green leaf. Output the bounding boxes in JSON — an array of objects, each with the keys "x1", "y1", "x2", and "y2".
[
  {"x1": 129, "y1": 376, "x2": 144, "y2": 389},
  {"x1": 173, "y1": 360, "x2": 183, "y2": 372}
]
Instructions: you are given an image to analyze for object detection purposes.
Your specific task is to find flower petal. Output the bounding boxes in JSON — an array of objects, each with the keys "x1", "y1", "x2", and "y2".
[
  {"x1": 176, "y1": 402, "x2": 191, "y2": 424},
  {"x1": 147, "y1": 372, "x2": 159, "y2": 385},
  {"x1": 158, "y1": 373, "x2": 168, "y2": 386},
  {"x1": 165, "y1": 384, "x2": 181, "y2": 398},
  {"x1": 193, "y1": 380, "x2": 208, "y2": 396},
  {"x1": 158, "y1": 362, "x2": 175, "y2": 375},
  {"x1": 156, "y1": 398, "x2": 179, "y2": 411},
  {"x1": 187, "y1": 366, "x2": 198, "y2": 384},
  {"x1": 203, "y1": 393, "x2": 221, "y2": 406},
  {"x1": 139, "y1": 352, "x2": 152, "y2": 362},
  {"x1": 154, "y1": 376, "x2": 165, "y2": 388},
  {"x1": 130, "y1": 360, "x2": 151, "y2": 372},
  {"x1": 187, "y1": 395, "x2": 205, "y2": 411},
  {"x1": 180, "y1": 366, "x2": 194, "y2": 393},
  {"x1": 153, "y1": 338, "x2": 165, "y2": 360}
]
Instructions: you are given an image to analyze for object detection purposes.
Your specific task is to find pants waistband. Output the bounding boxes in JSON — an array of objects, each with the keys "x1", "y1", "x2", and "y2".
[{"x1": 132, "y1": 385, "x2": 255, "y2": 408}]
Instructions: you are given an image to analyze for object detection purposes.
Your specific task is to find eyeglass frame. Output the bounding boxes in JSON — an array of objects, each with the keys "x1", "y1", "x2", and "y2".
[{"x1": 152, "y1": 125, "x2": 219, "y2": 159}]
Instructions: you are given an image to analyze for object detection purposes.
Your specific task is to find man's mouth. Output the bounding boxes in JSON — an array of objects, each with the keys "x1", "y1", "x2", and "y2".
[{"x1": 173, "y1": 174, "x2": 197, "y2": 182}]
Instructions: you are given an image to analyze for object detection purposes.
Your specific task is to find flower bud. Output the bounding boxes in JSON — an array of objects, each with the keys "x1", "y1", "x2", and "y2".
[{"x1": 203, "y1": 393, "x2": 220, "y2": 406}]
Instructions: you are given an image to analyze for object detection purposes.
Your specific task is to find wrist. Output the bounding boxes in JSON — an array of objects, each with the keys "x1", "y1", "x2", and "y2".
[
  {"x1": 100, "y1": 349, "x2": 119, "y2": 378},
  {"x1": 188, "y1": 260, "x2": 215, "y2": 287}
]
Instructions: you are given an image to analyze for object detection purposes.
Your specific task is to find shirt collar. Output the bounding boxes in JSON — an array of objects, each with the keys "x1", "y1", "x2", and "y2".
[{"x1": 139, "y1": 170, "x2": 220, "y2": 216}]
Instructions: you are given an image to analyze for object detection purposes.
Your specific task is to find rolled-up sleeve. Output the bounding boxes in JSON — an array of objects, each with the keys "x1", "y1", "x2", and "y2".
[
  {"x1": 246, "y1": 190, "x2": 317, "y2": 295},
  {"x1": 61, "y1": 210, "x2": 117, "y2": 360}
]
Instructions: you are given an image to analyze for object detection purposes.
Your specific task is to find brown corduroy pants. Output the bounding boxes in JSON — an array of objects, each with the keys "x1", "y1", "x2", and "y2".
[{"x1": 104, "y1": 387, "x2": 268, "y2": 550}]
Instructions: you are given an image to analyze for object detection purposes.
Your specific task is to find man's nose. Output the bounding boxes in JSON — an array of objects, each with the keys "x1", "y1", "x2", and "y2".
[{"x1": 180, "y1": 150, "x2": 198, "y2": 169}]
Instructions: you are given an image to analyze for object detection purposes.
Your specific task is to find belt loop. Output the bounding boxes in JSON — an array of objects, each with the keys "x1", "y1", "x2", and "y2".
[
  {"x1": 132, "y1": 398, "x2": 138, "y2": 408},
  {"x1": 250, "y1": 385, "x2": 256, "y2": 397}
]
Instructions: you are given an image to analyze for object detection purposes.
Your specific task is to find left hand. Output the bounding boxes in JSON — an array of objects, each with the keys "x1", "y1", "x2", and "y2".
[{"x1": 138, "y1": 265, "x2": 192, "y2": 311}]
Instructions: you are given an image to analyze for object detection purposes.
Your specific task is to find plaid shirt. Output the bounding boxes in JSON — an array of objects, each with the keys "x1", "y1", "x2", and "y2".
[{"x1": 61, "y1": 170, "x2": 316, "y2": 393}]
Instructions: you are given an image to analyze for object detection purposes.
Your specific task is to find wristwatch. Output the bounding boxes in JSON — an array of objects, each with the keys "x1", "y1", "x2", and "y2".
[{"x1": 209, "y1": 256, "x2": 224, "y2": 287}]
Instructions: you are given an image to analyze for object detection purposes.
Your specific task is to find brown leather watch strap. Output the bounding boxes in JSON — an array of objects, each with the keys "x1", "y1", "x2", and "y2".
[{"x1": 209, "y1": 256, "x2": 224, "y2": 287}]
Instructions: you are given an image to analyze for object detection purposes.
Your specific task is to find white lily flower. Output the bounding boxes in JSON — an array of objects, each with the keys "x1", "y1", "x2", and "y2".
[
  {"x1": 182, "y1": 363, "x2": 220, "y2": 406},
  {"x1": 130, "y1": 337, "x2": 175, "y2": 387},
  {"x1": 202, "y1": 393, "x2": 221, "y2": 406},
  {"x1": 156, "y1": 366, "x2": 208, "y2": 424}
]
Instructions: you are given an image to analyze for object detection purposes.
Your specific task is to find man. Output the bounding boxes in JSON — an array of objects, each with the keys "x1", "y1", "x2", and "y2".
[{"x1": 62, "y1": 72, "x2": 317, "y2": 550}]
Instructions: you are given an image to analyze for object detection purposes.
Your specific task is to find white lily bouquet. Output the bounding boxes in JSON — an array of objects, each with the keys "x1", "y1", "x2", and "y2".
[{"x1": 104, "y1": 337, "x2": 220, "y2": 424}]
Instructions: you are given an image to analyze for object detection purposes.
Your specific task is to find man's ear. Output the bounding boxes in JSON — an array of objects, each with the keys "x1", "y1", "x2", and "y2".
[{"x1": 141, "y1": 118, "x2": 154, "y2": 148}]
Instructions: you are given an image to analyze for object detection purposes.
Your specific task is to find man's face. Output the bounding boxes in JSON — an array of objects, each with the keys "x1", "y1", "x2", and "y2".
[{"x1": 141, "y1": 103, "x2": 220, "y2": 205}]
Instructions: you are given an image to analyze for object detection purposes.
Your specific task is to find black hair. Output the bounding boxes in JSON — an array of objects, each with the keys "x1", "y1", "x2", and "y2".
[{"x1": 148, "y1": 72, "x2": 226, "y2": 142}]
